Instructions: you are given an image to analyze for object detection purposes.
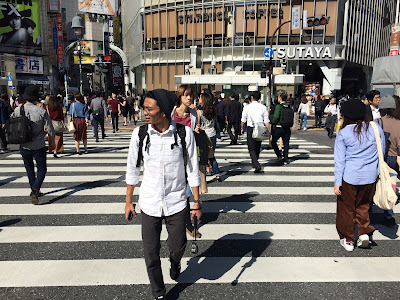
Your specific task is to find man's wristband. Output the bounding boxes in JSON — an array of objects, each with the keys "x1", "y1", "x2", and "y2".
[{"x1": 193, "y1": 200, "x2": 202, "y2": 204}]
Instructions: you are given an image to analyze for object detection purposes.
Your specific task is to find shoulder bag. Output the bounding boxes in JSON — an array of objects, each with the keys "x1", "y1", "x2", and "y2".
[
  {"x1": 46, "y1": 106, "x2": 66, "y2": 134},
  {"x1": 249, "y1": 110, "x2": 270, "y2": 141},
  {"x1": 370, "y1": 122, "x2": 397, "y2": 210},
  {"x1": 68, "y1": 103, "x2": 76, "y2": 133}
]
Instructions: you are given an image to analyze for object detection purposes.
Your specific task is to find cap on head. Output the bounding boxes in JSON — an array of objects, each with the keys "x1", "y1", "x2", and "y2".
[
  {"x1": 22, "y1": 85, "x2": 40, "y2": 102},
  {"x1": 378, "y1": 95, "x2": 396, "y2": 110},
  {"x1": 341, "y1": 99, "x2": 367, "y2": 121},
  {"x1": 148, "y1": 89, "x2": 177, "y2": 120}
]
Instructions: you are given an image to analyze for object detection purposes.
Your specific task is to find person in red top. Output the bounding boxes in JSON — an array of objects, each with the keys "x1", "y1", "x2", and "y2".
[
  {"x1": 108, "y1": 92, "x2": 121, "y2": 133},
  {"x1": 45, "y1": 95, "x2": 64, "y2": 158}
]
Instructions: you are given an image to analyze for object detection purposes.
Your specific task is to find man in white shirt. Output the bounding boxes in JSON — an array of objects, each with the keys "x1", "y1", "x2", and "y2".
[
  {"x1": 240, "y1": 91, "x2": 270, "y2": 173},
  {"x1": 366, "y1": 90, "x2": 381, "y2": 121},
  {"x1": 125, "y1": 89, "x2": 201, "y2": 300}
]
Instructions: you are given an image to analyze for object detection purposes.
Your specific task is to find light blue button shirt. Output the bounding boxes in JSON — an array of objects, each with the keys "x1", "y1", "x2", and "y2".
[{"x1": 334, "y1": 122, "x2": 385, "y2": 186}]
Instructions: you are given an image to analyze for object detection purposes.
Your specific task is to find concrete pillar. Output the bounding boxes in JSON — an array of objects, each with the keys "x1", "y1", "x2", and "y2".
[
  {"x1": 317, "y1": 61, "x2": 345, "y2": 95},
  {"x1": 4, "y1": 53, "x2": 16, "y2": 98}
]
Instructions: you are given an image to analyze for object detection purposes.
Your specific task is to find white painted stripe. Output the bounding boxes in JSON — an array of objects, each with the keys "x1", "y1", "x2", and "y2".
[
  {"x1": 0, "y1": 186, "x2": 334, "y2": 197},
  {"x1": 0, "y1": 166, "x2": 335, "y2": 173},
  {"x1": 5, "y1": 152, "x2": 334, "y2": 159},
  {"x1": 0, "y1": 175, "x2": 334, "y2": 184},
  {"x1": 1, "y1": 257, "x2": 399, "y2": 287},
  {"x1": 0, "y1": 159, "x2": 334, "y2": 165},
  {"x1": 0, "y1": 224, "x2": 397, "y2": 243},
  {"x1": 59, "y1": 144, "x2": 330, "y2": 149},
  {"x1": 0, "y1": 202, "x2": 394, "y2": 216}
]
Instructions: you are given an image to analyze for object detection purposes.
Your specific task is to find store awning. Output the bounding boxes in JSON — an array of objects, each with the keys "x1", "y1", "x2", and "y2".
[
  {"x1": 16, "y1": 74, "x2": 50, "y2": 85},
  {"x1": 175, "y1": 73, "x2": 304, "y2": 86},
  {"x1": 371, "y1": 56, "x2": 400, "y2": 85}
]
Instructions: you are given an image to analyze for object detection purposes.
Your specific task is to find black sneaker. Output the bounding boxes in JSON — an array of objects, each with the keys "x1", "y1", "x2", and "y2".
[
  {"x1": 30, "y1": 190, "x2": 39, "y2": 205},
  {"x1": 170, "y1": 260, "x2": 181, "y2": 281},
  {"x1": 254, "y1": 167, "x2": 264, "y2": 174},
  {"x1": 154, "y1": 296, "x2": 164, "y2": 300}
]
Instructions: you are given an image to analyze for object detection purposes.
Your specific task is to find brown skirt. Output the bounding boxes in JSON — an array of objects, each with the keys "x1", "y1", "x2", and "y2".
[
  {"x1": 73, "y1": 117, "x2": 87, "y2": 141},
  {"x1": 48, "y1": 133, "x2": 64, "y2": 153}
]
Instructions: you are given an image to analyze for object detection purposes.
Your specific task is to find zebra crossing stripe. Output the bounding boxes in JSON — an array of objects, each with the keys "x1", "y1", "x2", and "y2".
[
  {"x1": 0, "y1": 257, "x2": 399, "y2": 287},
  {"x1": 0, "y1": 224, "x2": 397, "y2": 243}
]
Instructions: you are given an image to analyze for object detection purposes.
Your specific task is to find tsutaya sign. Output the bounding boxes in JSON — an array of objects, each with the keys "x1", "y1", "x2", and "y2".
[{"x1": 272, "y1": 45, "x2": 335, "y2": 60}]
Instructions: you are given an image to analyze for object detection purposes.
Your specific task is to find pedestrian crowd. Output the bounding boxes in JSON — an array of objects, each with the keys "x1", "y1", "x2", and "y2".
[{"x1": 1, "y1": 84, "x2": 399, "y2": 300}]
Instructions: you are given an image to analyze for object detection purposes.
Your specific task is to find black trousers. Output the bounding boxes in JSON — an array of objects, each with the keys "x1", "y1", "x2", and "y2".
[
  {"x1": 271, "y1": 126, "x2": 291, "y2": 162},
  {"x1": 142, "y1": 206, "x2": 188, "y2": 298},
  {"x1": 111, "y1": 112, "x2": 119, "y2": 131},
  {"x1": 315, "y1": 111, "x2": 323, "y2": 127},
  {"x1": 0, "y1": 126, "x2": 7, "y2": 149},
  {"x1": 227, "y1": 121, "x2": 240, "y2": 143},
  {"x1": 325, "y1": 115, "x2": 337, "y2": 138},
  {"x1": 246, "y1": 127, "x2": 262, "y2": 169},
  {"x1": 92, "y1": 116, "x2": 105, "y2": 139}
]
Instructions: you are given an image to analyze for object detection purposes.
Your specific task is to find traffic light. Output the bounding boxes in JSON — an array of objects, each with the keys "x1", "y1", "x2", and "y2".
[
  {"x1": 307, "y1": 15, "x2": 330, "y2": 27},
  {"x1": 261, "y1": 63, "x2": 267, "y2": 78}
]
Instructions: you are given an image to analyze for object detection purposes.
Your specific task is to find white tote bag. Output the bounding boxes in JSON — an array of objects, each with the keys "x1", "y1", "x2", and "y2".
[
  {"x1": 370, "y1": 122, "x2": 397, "y2": 210},
  {"x1": 249, "y1": 114, "x2": 270, "y2": 141},
  {"x1": 68, "y1": 103, "x2": 76, "y2": 133}
]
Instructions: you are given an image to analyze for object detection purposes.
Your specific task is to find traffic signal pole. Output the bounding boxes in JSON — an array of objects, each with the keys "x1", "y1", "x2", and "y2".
[{"x1": 268, "y1": 20, "x2": 292, "y2": 107}]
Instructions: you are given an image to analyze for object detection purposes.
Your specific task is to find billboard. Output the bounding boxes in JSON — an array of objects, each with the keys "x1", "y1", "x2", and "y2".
[
  {"x1": 0, "y1": 1, "x2": 41, "y2": 48},
  {"x1": 78, "y1": 0, "x2": 116, "y2": 16},
  {"x1": 15, "y1": 55, "x2": 44, "y2": 74}
]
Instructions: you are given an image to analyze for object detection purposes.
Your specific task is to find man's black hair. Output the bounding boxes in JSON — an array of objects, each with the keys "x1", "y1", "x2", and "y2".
[
  {"x1": 230, "y1": 92, "x2": 238, "y2": 101},
  {"x1": 251, "y1": 91, "x2": 261, "y2": 101},
  {"x1": 279, "y1": 93, "x2": 288, "y2": 102},
  {"x1": 366, "y1": 90, "x2": 380, "y2": 102}
]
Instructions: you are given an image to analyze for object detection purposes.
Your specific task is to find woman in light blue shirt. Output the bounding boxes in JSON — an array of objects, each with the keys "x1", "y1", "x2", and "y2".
[{"x1": 334, "y1": 99, "x2": 385, "y2": 252}]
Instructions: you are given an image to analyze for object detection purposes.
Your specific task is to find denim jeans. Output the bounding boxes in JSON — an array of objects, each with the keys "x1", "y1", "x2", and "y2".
[
  {"x1": 384, "y1": 155, "x2": 398, "y2": 216},
  {"x1": 19, "y1": 147, "x2": 47, "y2": 191},
  {"x1": 209, "y1": 136, "x2": 220, "y2": 176},
  {"x1": 299, "y1": 112, "x2": 308, "y2": 128}
]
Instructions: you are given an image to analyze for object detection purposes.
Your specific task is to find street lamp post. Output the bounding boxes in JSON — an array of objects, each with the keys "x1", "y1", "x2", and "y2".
[{"x1": 72, "y1": 16, "x2": 85, "y2": 95}]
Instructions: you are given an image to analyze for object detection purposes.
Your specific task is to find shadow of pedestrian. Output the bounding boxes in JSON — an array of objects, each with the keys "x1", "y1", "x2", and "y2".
[
  {"x1": 200, "y1": 193, "x2": 256, "y2": 226},
  {"x1": 166, "y1": 231, "x2": 273, "y2": 299},
  {"x1": 0, "y1": 218, "x2": 22, "y2": 232},
  {"x1": 40, "y1": 175, "x2": 125, "y2": 205},
  {"x1": 0, "y1": 176, "x2": 22, "y2": 186}
]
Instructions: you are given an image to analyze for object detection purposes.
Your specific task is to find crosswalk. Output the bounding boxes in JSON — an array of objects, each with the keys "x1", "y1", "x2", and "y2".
[{"x1": 0, "y1": 128, "x2": 399, "y2": 299}]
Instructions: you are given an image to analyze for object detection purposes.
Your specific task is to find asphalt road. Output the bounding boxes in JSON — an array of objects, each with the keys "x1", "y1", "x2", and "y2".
[{"x1": 0, "y1": 117, "x2": 399, "y2": 300}]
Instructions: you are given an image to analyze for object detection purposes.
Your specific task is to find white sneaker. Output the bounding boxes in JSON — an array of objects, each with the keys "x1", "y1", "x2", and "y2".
[
  {"x1": 303, "y1": 127, "x2": 307, "y2": 131},
  {"x1": 340, "y1": 238, "x2": 354, "y2": 251},
  {"x1": 357, "y1": 234, "x2": 370, "y2": 248}
]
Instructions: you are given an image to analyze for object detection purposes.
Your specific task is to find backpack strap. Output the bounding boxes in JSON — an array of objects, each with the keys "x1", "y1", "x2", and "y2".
[
  {"x1": 136, "y1": 124, "x2": 149, "y2": 167},
  {"x1": 176, "y1": 123, "x2": 188, "y2": 170},
  {"x1": 20, "y1": 105, "x2": 25, "y2": 117}
]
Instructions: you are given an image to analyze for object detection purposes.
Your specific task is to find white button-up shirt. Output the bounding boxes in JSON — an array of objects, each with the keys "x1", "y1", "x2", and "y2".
[
  {"x1": 126, "y1": 122, "x2": 201, "y2": 217},
  {"x1": 370, "y1": 105, "x2": 381, "y2": 120},
  {"x1": 241, "y1": 101, "x2": 270, "y2": 127}
]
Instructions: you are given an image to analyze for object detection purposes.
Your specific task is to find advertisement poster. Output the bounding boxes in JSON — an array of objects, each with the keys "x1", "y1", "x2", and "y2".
[
  {"x1": 78, "y1": 0, "x2": 116, "y2": 16},
  {"x1": 303, "y1": 83, "x2": 320, "y2": 97},
  {"x1": 0, "y1": 1, "x2": 41, "y2": 48}
]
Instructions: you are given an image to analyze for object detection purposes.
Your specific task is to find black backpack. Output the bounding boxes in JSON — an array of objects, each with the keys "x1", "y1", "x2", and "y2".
[
  {"x1": 315, "y1": 100, "x2": 323, "y2": 112},
  {"x1": 136, "y1": 123, "x2": 188, "y2": 172},
  {"x1": 6, "y1": 105, "x2": 32, "y2": 144},
  {"x1": 280, "y1": 105, "x2": 294, "y2": 128}
]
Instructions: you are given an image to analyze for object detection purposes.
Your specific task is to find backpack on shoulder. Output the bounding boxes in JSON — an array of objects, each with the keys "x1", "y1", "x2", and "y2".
[
  {"x1": 280, "y1": 105, "x2": 294, "y2": 128},
  {"x1": 136, "y1": 123, "x2": 188, "y2": 170},
  {"x1": 6, "y1": 105, "x2": 32, "y2": 144}
]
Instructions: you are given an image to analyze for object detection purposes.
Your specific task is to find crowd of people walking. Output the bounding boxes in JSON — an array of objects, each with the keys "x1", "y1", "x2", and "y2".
[{"x1": 1, "y1": 84, "x2": 399, "y2": 299}]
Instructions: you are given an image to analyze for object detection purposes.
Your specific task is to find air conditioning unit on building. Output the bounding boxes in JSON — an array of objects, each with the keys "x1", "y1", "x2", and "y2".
[{"x1": 189, "y1": 68, "x2": 202, "y2": 75}]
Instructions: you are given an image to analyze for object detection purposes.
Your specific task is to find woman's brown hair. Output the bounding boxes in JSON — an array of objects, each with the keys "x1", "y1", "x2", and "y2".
[
  {"x1": 75, "y1": 93, "x2": 84, "y2": 104},
  {"x1": 176, "y1": 85, "x2": 193, "y2": 107},
  {"x1": 201, "y1": 92, "x2": 216, "y2": 120},
  {"x1": 47, "y1": 95, "x2": 62, "y2": 111},
  {"x1": 301, "y1": 96, "x2": 308, "y2": 104}
]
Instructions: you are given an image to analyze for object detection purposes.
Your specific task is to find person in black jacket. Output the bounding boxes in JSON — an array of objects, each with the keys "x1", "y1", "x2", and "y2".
[
  {"x1": 226, "y1": 92, "x2": 242, "y2": 145},
  {"x1": 0, "y1": 94, "x2": 9, "y2": 153}
]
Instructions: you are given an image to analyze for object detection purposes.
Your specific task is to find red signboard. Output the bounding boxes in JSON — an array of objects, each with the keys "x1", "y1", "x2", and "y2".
[
  {"x1": 56, "y1": 13, "x2": 63, "y2": 38},
  {"x1": 390, "y1": 49, "x2": 399, "y2": 56}
]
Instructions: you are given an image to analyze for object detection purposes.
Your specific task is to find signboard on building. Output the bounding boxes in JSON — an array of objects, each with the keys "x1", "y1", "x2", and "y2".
[
  {"x1": 390, "y1": 24, "x2": 400, "y2": 56},
  {"x1": 0, "y1": 1, "x2": 41, "y2": 49},
  {"x1": 15, "y1": 55, "x2": 44, "y2": 74},
  {"x1": 272, "y1": 45, "x2": 334, "y2": 60},
  {"x1": 292, "y1": 6, "x2": 301, "y2": 30},
  {"x1": 49, "y1": 0, "x2": 60, "y2": 13},
  {"x1": 112, "y1": 17, "x2": 120, "y2": 47},
  {"x1": 74, "y1": 55, "x2": 97, "y2": 64},
  {"x1": 78, "y1": 0, "x2": 116, "y2": 16}
]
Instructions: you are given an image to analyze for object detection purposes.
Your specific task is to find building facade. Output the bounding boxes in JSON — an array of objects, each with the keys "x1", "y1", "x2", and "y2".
[{"x1": 122, "y1": 0, "x2": 395, "y2": 99}]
